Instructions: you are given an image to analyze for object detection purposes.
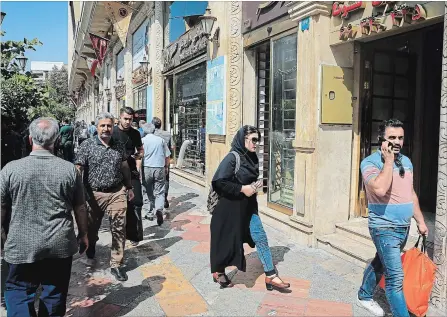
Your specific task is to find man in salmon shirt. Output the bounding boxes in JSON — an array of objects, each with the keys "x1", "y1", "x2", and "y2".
[{"x1": 357, "y1": 118, "x2": 428, "y2": 317}]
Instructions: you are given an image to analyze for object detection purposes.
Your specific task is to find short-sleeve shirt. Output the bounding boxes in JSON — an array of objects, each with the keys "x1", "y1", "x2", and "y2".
[
  {"x1": 59, "y1": 125, "x2": 74, "y2": 144},
  {"x1": 112, "y1": 126, "x2": 142, "y2": 178},
  {"x1": 361, "y1": 150, "x2": 414, "y2": 228},
  {"x1": 74, "y1": 136, "x2": 127, "y2": 190},
  {"x1": 142, "y1": 134, "x2": 171, "y2": 168},
  {"x1": 1, "y1": 150, "x2": 85, "y2": 264}
]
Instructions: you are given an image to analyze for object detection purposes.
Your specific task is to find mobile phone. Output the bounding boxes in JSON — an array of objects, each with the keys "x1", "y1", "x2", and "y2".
[{"x1": 378, "y1": 137, "x2": 393, "y2": 149}]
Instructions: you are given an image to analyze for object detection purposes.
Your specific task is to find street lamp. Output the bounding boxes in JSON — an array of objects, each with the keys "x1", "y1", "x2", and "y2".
[
  {"x1": 16, "y1": 53, "x2": 28, "y2": 72},
  {"x1": 139, "y1": 55, "x2": 149, "y2": 67},
  {"x1": 198, "y1": 7, "x2": 217, "y2": 37},
  {"x1": 1, "y1": 12, "x2": 6, "y2": 25}
]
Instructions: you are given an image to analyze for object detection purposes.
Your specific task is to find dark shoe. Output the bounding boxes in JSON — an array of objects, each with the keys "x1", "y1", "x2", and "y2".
[
  {"x1": 111, "y1": 267, "x2": 128, "y2": 282},
  {"x1": 130, "y1": 241, "x2": 139, "y2": 247},
  {"x1": 265, "y1": 274, "x2": 290, "y2": 291},
  {"x1": 212, "y1": 272, "x2": 233, "y2": 288},
  {"x1": 156, "y1": 210, "x2": 163, "y2": 226},
  {"x1": 145, "y1": 213, "x2": 154, "y2": 221},
  {"x1": 164, "y1": 200, "x2": 169, "y2": 209}
]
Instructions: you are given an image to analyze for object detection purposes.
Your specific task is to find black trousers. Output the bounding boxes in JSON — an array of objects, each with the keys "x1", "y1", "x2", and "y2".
[
  {"x1": 165, "y1": 167, "x2": 170, "y2": 200},
  {"x1": 5, "y1": 257, "x2": 73, "y2": 317},
  {"x1": 62, "y1": 142, "x2": 73, "y2": 162},
  {"x1": 126, "y1": 177, "x2": 144, "y2": 242}
]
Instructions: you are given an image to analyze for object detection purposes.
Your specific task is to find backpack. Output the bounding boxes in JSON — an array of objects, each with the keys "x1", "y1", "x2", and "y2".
[{"x1": 207, "y1": 151, "x2": 240, "y2": 214}]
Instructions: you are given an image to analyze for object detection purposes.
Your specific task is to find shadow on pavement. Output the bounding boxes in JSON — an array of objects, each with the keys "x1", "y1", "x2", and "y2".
[
  {"x1": 66, "y1": 276, "x2": 166, "y2": 317},
  {"x1": 228, "y1": 246, "x2": 291, "y2": 290}
]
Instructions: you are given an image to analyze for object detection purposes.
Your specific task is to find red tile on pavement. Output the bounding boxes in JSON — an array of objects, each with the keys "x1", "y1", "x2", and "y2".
[
  {"x1": 257, "y1": 294, "x2": 307, "y2": 316},
  {"x1": 66, "y1": 297, "x2": 121, "y2": 317},
  {"x1": 182, "y1": 222, "x2": 210, "y2": 233},
  {"x1": 172, "y1": 214, "x2": 205, "y2": 224},
  {"x1": 181, "y1": 230, "x2": 210, "y2": 242},
  {"x1": 304, "y1": 299, "x2": 352, "y2": 317},
  {"x1": 192, "y1": 241, "x2": 210, "y2": 253}
]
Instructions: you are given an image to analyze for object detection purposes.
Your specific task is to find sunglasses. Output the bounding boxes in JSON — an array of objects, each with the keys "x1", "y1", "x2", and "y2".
[
  {"x1": 395, "y1": 159, "x2": 405, "y2": 178},
  {"x1": 246, "y1": 137, "x2": 259, "y2": 144}
]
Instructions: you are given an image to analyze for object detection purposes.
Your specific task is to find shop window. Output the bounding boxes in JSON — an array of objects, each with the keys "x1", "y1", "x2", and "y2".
[
  {"x1": 268, "y1": 33, "x2": 297, "y2": 209},
  {"x1": 116, "y1": 49, "x2": 125, "y2": 81},
  {"x1": 172, "y1": 63, "x2": 206, "y2": 176},
  {"x1": 133, "y1": 87, "x2": 147, "y2": 110}
]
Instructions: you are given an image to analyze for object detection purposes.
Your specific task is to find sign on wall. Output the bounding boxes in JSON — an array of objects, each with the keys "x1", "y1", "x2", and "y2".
[
  {"x1": 206, "y1": 55, "x2": 226, "y2": 135},
  {"x1": 132, "y1": 19, "x2": 149, "y2": 71}
]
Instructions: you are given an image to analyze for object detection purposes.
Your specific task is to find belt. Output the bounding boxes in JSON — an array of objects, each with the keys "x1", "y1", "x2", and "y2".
[{"x1": 91, "y1": 185, "x2": 121, "y2": 193}]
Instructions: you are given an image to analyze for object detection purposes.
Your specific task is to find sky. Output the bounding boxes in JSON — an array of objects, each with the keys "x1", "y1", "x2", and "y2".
[
  {"x1": 170, "y1": 1, "x2": 208, "y2": 43},
  {"x1": 0, "y1": 1, "x2": 207, "y2": 69},
  {"x1": 1, "y1": 1, "x2": 69, "y2": 70}
]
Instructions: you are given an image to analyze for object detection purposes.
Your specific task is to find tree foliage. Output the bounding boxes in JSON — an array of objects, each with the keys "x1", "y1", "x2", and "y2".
[
  {"x1": 1, "y1": 37, "x2": 42, "y2": 79},
  {"x1": 28, "y1": 66, "x2": 76, "y2": 122},
  {"x1": 0, "y1": 74, "x2": 47, "y2": 131}
]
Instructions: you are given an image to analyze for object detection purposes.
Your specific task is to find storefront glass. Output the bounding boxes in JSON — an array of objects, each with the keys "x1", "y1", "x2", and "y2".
[
  {"x1": 133, "y1": 87, "x2": 147, "y2": 110},
  {"x1": 268, "y1": 33, "x2": 297, "y2": 209},
  {"x1": 172, "y1": 63, "x2": 207, "y2": 176}
]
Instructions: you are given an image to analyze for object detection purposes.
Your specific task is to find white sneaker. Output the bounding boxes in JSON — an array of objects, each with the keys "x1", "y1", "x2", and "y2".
[
  {"x1": 80, "y1": 257, "x2": 96, "y2": 267},
  {"x1": 357, "y1": 297, "x2": 384, "y2": 316}
]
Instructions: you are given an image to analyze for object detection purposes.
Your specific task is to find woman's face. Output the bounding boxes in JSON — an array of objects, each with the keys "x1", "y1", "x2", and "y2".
[{"x1": 244, "y1": 132, "x2": 259, "y2": 152}]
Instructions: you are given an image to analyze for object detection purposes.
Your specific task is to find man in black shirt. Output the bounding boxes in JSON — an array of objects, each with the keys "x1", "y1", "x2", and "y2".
[{"x1": 112, "y1": 107, "x2": 144, "y2": 247}]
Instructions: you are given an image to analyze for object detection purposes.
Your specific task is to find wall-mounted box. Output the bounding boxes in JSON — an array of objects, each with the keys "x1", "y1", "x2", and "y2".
[{"x1": 321, "y1": 65, "x2": 354, "y2": 125}]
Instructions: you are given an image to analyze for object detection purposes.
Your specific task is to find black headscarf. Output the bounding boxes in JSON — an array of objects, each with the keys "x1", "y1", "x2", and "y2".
[{"x1": 212, "y1": 127, "x2": 259, "y2": 185}]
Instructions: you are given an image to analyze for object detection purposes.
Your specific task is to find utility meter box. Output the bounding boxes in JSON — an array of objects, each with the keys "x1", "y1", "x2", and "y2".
[{"x1": 321, "y1": 65, "x2": 354, "y2": 125}]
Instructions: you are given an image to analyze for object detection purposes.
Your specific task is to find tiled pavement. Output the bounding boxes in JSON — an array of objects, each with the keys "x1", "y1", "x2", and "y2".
[{"x1": 2, "y1": 181, "x2": 404, "y2": 316}]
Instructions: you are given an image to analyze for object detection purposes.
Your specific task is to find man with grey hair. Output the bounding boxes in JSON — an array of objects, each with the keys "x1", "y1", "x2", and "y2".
[
  {"x1": 75, "y1": 112, "x2": 134, "y2": 282},
  {"x1": 152, "y1": 117, "x2": 172, "y2": 209},
  {"x1": 141, "y1": 123, "x2": 171, "y2": 226},
  {"x1": 1, "y1": 117, "x2": 88, "y2": 317}
]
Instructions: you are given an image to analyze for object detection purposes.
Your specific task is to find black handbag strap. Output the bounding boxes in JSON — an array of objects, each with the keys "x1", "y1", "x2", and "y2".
[{"x1": 414, "y1": 235, "x2": 427, "y2": 253}]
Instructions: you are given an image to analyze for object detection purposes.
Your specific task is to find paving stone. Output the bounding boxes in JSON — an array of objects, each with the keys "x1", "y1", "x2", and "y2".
[
  {"x1": 304, "y1": 299, "x2": 353, "y2": 317},
  {"x1": 192, "y1": 241, "x2": 210, "y2": 254},
  {"x1": 257, "y1": 294, "x2": 308, "y2": 316}
]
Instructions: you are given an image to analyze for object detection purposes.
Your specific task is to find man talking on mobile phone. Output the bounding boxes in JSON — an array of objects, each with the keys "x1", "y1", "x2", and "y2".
[{"x1": 357, "y1": 118, "x2": 428, "y2": 317}]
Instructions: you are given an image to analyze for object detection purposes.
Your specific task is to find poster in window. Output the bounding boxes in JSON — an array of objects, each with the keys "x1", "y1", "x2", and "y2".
[{"x1": 206, "y1": 56, "x2": 226, "y2": 135}]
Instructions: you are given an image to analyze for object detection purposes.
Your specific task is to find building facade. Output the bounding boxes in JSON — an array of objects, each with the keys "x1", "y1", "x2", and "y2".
[
  {"x1": 68, "y1": 1, "x2": 168, "y2": 123},
  {"x1": 30, "y1": 61, "x2": 66, "y2": 86},
  {"x1": 69, "y1": 0, "x2": 447, "y2": 310}
]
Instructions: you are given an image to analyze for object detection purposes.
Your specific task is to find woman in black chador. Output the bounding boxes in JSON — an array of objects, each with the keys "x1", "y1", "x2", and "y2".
[{"x1": 210, "y1": 125, "x2": 290, "y2": 291}]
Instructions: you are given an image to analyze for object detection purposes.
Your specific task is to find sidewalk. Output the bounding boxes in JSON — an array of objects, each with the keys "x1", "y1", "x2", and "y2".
[{"x1": 1, "y1": 180, "x2": 435, "y2": 316}]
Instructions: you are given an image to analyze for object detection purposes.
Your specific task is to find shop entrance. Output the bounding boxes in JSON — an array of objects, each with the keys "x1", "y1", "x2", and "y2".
[
  {"x1": 171, "y1": 63, "x2": 207, "y2": 177},
  {"x1": 359, "y1": 23, "x2": 443, "y2": 234}
]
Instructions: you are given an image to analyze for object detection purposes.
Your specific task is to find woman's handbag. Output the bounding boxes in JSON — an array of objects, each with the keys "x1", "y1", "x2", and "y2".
[
  {"x1": 207, "y1": 151, "x2": 240, "y2": 214},
  {"x1": 378, "y1": 235, "x2": 437, "y2": 317}
]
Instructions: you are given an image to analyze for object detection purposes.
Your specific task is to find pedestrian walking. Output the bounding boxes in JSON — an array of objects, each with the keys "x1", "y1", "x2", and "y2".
[
  {"x1": 1, "y1": 121, "x2": 23, "y2": 169},
  {"x1": 152, "y1": 117, "x2": 172, "y2": 209},
  {"x1": 209, "y1": 126, "x2": 290, "y2": 291},
  {"x1": 88, "y1": 121, "x2": 96, "y2": 137},
  {"x1": 75, "y1": 112, "x2": 134, "y2": 282},
  {"x1": 112, "y1": 107, "x2": 145, "y2": 247},
  {"x1": 59, "y1": 118, "x2": 74, "y2": 162},
  {"x1": 357, "y1": 118, "x2": 428, "y2": 317},
  {"x1": 141, "y1": 123, "x2": 170, "y2": 226},
  {"x1": 138, "y1": 120, "x2": 145, "y2": 138},
  {"x1": 1, "y1": 117, "x2": 88, "y2": 317}
]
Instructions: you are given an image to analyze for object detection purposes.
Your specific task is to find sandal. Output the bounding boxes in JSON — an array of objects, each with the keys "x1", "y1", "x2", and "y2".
[
  {"x1": 212, "y1": 272, "x2": 234, "y2": 288},
  {"x1": 265, "y1": 274, "x2": 290, "y2": 291}
]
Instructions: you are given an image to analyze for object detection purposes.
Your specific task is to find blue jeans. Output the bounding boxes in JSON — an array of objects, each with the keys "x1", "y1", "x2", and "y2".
[
  {"x1": 5, "y1": 256, "x2": 73, "y2": 317},
  {"x1": 249, "y1": 214, "x2": 276, "y2": 276},
  {"x1": 358, "y1": 227, "x2": 410, "y2": 317}
]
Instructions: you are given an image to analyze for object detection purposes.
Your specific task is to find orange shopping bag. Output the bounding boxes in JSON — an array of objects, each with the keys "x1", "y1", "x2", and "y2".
[{"x1": 378, "y1": 235, "x2": 437, "y2": 317}]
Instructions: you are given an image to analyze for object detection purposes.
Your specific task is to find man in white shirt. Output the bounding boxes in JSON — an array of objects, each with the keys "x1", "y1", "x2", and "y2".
[{"x1": 141, "y1": 123, "x2": 170, "y2": 226}]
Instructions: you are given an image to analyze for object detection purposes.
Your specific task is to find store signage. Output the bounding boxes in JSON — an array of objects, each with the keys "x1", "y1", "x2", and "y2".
[
  {"x1": 115, "y1": 84, "x2": 126, "y2": 99},
  {"x1": 332, "y1": 1, "x2": 366, "y2": 19},
  {"x1": 132, "y1": 66, "x2": 151, "y2": 86},
  {"x1": 162, "y1": 23, "x2": 208, "y2": 72},
  {"x1": 334, "y1": 1, "x2": 427, "y2": 40}
]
